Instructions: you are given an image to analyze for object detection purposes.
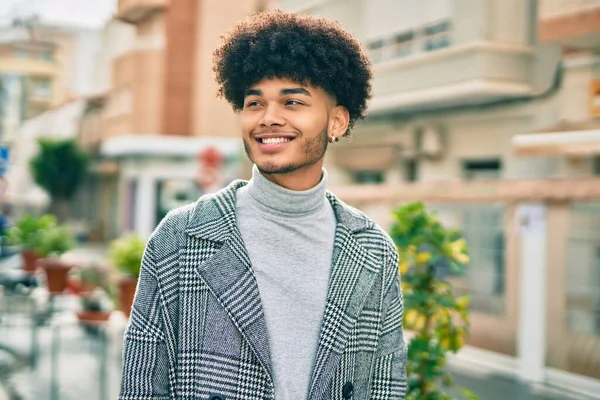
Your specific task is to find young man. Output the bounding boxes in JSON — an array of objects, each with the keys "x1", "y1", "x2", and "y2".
[{"x1": 120, "y1": 10, "x2": 406, "y2": 400}]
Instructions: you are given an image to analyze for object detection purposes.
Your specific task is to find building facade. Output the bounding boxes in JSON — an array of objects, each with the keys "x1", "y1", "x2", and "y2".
[
  {"x1": 0, "y1": 24, "x2": 102, "y2": 143},
  {"x1": 83, "y1": 0, "x2": 265, "y2": 238},
  {"x1": 277, "y1": 0, "x2": 600, "y2": 396}
]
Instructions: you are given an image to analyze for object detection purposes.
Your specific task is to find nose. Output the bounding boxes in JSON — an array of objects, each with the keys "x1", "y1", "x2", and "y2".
[{"x1": 258, "y1": 103, "x2": 285, "y2": 127}]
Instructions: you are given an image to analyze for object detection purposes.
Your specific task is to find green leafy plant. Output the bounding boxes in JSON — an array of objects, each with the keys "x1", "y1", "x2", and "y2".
[
  {"x1": 35, "y1": 225, "x2": 76, "y2": 258},
  {"x1": 6, "y1": 214, "x2": 57, "y2": 250},
  {"x1": 109, "y1": 234, "x2": 146, "y2": 278},
  {"x1": 79, "y1": 266, "x2": 109, "y2": 289},
  {"x1": 29, "y1": 138, "x2": 89, "y2": 221},
  {"x1": 390, "y1": 202, "x2": 477, "y2": 400}
]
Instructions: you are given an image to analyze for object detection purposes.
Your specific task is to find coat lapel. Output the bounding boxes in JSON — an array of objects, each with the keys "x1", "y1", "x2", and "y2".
[
  {"x1": 184, "y1": 182, "x2": 381, "y2": 398},
  {"x1": 308, "y1": 193, "x2": 383, "y2": 400},
  {"x1": 185, "y1": 181, "x2": 273, "y2": 380}
]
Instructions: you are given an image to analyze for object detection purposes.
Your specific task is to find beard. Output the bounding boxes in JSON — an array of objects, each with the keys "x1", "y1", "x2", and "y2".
[{"x1": 243, "y1": 125, "x2": 329, "y2": 175}]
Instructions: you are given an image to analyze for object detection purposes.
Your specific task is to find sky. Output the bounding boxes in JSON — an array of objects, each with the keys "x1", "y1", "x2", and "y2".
[{"x1": 0, "y1": 0, "x2": 116, "y2": 29}]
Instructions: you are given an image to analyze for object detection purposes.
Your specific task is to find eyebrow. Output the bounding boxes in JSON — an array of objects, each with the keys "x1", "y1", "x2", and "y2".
[
  {"x1": 244, "y1": 87, "x2": 312, "y2": 98},
  {"x1": 281, "y1": 87, "x2": 311, "y2": 97}
]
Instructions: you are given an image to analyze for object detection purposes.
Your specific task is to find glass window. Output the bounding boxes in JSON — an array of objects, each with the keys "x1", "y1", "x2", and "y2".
[
  {"x1": 463, "y1": 159, "x2": 502, "y2": 181},
  {"x1": 391, "y1": 31, "x2": 414, "y2": 58},
  {"x1": 423, "y1": 20, "x2": 451, "y2": 52},
  {"x1": 566, "y1": 202, "x2": 600, "y2": 336},
  {"x1": 40, "y1": 51, "x2": 53, "y2": 61},
  {"x1": 352, "y1": 170, "x2": 384, "y2": 184},
  {"x1": 404, "y1": 159, "x2": 418, "y2": 182},
  {"x1": 14, "y1": 49, "x2": 28, "y2": 59},
  {"x1": 31, "y1": 78, "x2": 52, "y2": 99},
  {"x1": 367, "y1": 39, "x2": 387, "y2": 63},
  {"x1": 431, "y1": 204, "x2": 507, "y2": 316}
]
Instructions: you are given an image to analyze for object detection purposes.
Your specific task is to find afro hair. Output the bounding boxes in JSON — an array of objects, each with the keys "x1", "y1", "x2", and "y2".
[{"x1": 213, "y1": 10, "x2": 373, "y2": 136}]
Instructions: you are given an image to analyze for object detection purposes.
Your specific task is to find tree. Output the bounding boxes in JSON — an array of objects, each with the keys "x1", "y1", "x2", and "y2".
[
  {"x1": 390, "y1": 202, "x2": 478, "y2": 400},
  {"x1": 29, "y1": 138, "x2": 89, "y2": 221}
]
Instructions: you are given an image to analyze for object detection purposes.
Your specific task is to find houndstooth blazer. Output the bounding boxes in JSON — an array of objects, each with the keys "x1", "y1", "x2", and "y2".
[{"x1": 119, "y1": 179, "x2": 406, "y2": 400}]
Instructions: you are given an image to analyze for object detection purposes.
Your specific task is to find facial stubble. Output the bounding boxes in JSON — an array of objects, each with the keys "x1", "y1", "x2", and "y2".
[{"x1": 243, "y1": 126, "x2": 329, "y2": 175}]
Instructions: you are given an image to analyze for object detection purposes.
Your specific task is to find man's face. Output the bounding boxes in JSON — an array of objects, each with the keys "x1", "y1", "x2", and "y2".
[{"x1": 241, "y1": 77, "x2": 333, "y2": 175}]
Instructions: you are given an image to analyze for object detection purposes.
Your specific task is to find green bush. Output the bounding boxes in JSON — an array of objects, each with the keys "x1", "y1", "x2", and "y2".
[
  {"x1": 35, "y1": 225, "x2": 76, "y2": 257},
  {"x1": 390, "y1": 202, "x2": 478, "y2": 400},
  {"x1": 6, "y1": 214, "x2": 57, "y2": 250},
  {"x1": 109, "y1": 234, "x2": 146, "y2": 278}
]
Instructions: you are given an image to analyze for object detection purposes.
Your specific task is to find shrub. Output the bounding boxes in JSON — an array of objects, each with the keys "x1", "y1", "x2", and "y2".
[{"x1": 390, "y1": 202, "x2": 478, "y2": 400}]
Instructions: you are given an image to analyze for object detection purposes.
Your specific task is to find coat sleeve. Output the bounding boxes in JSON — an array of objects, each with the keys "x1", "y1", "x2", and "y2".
[
  {"x1": 119, "y1": 236, "x2": 172, "y2": 400},
  {"x1": 371, "y1": 244, "x2": 407, "y2": 399}
]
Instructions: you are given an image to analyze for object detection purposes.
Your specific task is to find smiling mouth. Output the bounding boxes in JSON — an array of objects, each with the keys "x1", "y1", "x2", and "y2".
[{"x1": 256, "y1": 137, "x2": 295, "y2": 145}]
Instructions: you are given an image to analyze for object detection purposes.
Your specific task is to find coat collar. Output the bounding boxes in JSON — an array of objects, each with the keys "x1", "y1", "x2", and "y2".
[
  {"x1": 185, "y1": 179, "x2": 373, "y2": 240},
  {"x1": 185, "y1": 179, "x2": 381, "y2": 395}
]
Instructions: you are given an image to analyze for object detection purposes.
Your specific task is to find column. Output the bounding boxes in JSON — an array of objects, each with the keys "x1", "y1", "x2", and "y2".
[
  {"x1": 134, "y1": 174, "x2": 156, "y2": 237},
  {"x1": 516, "y1": 203, "x2": 548, "y2": 383}
]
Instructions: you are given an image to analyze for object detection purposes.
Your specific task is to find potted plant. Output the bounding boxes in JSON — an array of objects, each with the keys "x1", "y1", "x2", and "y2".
[
  {"x1": 35, "y1": 225, "x2": 76, "y2": 294},
  {"x1": 6, "y1": 214, "x2": 57, "y2": 273},
  {"x1": 109, "y1": 234, "x2": 145, "y2": 317},
  {"x1": 77, "y1": 287, "x2": 113, "y2": 326},
  {"x1": 68, "y1": 263, "x2": 109, "y2": 295}
]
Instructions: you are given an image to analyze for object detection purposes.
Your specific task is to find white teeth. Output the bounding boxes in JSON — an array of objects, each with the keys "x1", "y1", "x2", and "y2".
[{"x1": 262, "y1": 137, "x2": 291, "y2": 145}]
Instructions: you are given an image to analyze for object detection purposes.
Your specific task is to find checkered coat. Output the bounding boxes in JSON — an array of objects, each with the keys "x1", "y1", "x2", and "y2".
[{"x1": 119, "y1": 180, "x2": 407, "y2": 400}]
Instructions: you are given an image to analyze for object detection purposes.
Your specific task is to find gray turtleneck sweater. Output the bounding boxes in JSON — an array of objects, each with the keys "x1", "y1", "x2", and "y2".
[{"x1": 235, "y1": 166, "x2": 337, "y2": 399}]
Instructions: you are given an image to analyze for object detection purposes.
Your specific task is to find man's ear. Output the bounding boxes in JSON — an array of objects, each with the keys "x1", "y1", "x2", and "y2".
[{"x1": 328, "y1": 105, "x2": 350, "y2": 140}]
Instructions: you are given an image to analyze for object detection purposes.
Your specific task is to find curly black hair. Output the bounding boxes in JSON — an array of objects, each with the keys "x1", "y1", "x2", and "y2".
[{"x1": 213, "y1": 10, "x2": 373, "y2": 136}]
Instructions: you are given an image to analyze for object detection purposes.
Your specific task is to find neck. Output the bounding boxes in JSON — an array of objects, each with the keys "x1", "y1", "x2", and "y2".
[{"x1": 260, "y1": 161, "x2": 325, "y2": 191}]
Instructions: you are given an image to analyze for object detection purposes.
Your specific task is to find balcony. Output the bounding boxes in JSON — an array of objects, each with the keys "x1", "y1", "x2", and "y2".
[
  {"x1": 116, "y1": 0, "x2": 167, "y2": 24},
  {"x1": 538, "y1": 0, "x2": 600, "y2": 48},
  {"x1": 113, "y1": 52, "x2": 136, "y2": 89},
  {"x1": 0, "y1": 57, "x2": 58, "y2": 77},
  {"x1": 368, "y1": 42, "x2": 544, "y2": 115}
]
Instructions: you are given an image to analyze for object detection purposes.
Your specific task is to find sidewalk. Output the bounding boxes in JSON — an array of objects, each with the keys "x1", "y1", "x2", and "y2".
[
  {"x1": 0, "y1": 307, "x2": 592, "y2": 400},
  {"x1": 449, "y1": 364, "x2": 592, "y2": 400},
  {"x1": 0, "y1": 297, "x2": 125, "y2": 400},
  {"x1": 0, "y1": 245, "x2": 597, "y2": 399}
]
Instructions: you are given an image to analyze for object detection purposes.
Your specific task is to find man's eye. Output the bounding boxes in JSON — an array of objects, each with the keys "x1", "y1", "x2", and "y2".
[
  {"x1": 246, "y1": 101, "x2": 261, "y2": 107},
  {"x1": 286, "y1": 100, "x2": 303, "y2": 106}
]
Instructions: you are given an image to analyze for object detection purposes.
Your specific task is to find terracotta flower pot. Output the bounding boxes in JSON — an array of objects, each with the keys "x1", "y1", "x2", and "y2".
[
  {"x1": 22, "y1": 250, "x2": 41, "y2": 274},
  {"x1": 38, "y1": 258, "x2": 75, "y2": 294},
  {"x1": 118, "y1": 277, "x2": 138, "y2": 317},
  {"x1": 76, "y1": 310, "x2": 112, "y2": 324}
]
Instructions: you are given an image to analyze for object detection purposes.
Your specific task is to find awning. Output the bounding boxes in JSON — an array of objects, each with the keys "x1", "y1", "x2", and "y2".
[{"x1": 512, "y1": 120, "x2": 600, "y2": 156}]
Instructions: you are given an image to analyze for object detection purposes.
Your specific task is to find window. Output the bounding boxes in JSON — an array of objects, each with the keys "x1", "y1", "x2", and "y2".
[
  {"x1": 430, "y1": 204, "x2": 507, "y2": 317},
  {"x1": 423, "y1": 20, "x2": 451, "y2": 52},
  {"x1": 367, "y1": 39, "x2": 386, "y2": 63},
  {"x1": 31, "y1": 78, "x2": 52, "y2": 99},
  {"x1": 391, "y1": 31, "x2": 414, "y2": 59},
  {"x1": 462, "y1": 159, "x2": 502, "y2": 181},
  {"x1": 14, "y1": 49, "x2": 28, "y2": 59},
  {"x1": 40, "y1": 51, "x2": 53, "y2": 61},
  {"x1": 404, "y1": 160, "x2": 418, "y2": 182},
  {"x1": 566, "y1": 202, "x2": 600, "y2": 336},
  {"x1": 352, "y1": 170, "x2": 384, "y2": 184}
]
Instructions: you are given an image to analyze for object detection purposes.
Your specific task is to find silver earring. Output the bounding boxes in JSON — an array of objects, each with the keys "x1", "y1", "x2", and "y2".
[{"x1": 330, "y1": 137, "x2": 339, "y2": 143}]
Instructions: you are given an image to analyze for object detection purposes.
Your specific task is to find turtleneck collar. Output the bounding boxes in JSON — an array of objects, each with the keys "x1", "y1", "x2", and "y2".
[{"x1": 245, "y1": 164, "x2": 329, "y2": 218}]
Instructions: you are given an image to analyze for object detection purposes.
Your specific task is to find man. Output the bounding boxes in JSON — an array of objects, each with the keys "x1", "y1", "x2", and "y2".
[{"x1": 120, "y1": 10, "x2": 406, "y2": 400}]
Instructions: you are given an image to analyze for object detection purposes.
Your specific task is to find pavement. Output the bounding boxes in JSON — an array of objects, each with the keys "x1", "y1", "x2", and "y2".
[{"x1": 0, "y1": 245, "x2": 597, "y2": 400}]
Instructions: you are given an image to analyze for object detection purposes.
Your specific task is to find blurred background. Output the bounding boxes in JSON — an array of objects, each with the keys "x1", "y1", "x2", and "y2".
[{"x1": 0, "y1": 0, "x2": 599, "y2": 399}]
